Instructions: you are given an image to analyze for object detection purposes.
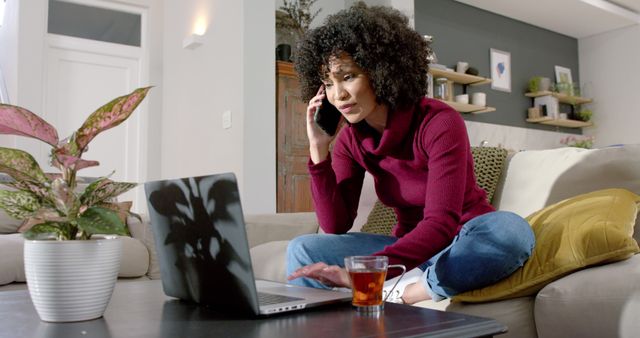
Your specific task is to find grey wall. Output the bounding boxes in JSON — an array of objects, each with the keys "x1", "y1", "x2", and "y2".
[{"x1": 415, "y1": 0, "x2": 581, "y2": 133}]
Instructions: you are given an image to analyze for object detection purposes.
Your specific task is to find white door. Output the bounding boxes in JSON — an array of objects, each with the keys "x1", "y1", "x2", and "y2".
[{"x1": 42, "y1": 1, "x2": 149, "y2": 212}]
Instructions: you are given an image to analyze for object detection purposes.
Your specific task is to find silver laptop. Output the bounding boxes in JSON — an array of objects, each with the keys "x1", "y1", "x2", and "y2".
[{"x1": 144, "y1": 173, "x2": 351, "y2": 316}]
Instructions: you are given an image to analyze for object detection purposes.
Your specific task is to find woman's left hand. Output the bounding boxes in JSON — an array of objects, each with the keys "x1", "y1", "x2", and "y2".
[{"x1": 287, "y1": 262, "x2": 351, "y2": 288}]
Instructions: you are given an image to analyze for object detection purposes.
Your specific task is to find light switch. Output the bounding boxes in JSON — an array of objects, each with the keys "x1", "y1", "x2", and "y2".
[{"x1": 222, "y1": 110, "x2": 231, "y2": 129}]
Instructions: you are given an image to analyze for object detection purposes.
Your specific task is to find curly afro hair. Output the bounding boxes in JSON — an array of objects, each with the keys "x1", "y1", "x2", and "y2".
[{"x1": 294, "y1": 2, "x2": 431, "y2": 110}]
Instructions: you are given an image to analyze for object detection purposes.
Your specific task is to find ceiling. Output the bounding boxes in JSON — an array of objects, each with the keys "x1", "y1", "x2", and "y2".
[{"x1": 454, "y1": 0, "x2": 640, "y2": 39}]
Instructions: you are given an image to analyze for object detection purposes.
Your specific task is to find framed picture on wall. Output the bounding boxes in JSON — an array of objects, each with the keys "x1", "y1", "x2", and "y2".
[
  {"x1": 490, "y1": 48, "x2": 511, "y2": 92},
  {"x1": 554, "y1": 66, "x2": 573, "y2": 85}
]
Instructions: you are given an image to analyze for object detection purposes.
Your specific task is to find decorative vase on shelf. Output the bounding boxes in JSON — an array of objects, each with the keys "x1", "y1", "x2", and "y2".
[{"x1": 0, "y1": 87, "x2": 150, "y2": 322}]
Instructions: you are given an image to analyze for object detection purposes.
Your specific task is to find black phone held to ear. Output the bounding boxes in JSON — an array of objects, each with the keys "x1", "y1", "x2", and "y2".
[{"x1": 314, "y1": 97, "x2": 342, "y2": 136}]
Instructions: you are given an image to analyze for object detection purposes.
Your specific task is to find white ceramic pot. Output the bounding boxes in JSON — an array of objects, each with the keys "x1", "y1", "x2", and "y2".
[{"x1": 24, "y1": 236, "x2": 122, "y2": 322}]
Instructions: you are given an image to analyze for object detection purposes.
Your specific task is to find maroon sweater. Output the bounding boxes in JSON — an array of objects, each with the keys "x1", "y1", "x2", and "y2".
[{"x1": 308, "y1": 98, "x2": 494, "y2": 272}]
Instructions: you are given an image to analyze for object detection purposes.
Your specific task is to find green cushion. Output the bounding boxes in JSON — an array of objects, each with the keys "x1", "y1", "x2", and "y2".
[
  {"x1": 360, "y1": 200, "x2": 397, "y2": 235},
  {"x1": 360, "y1": 146, "x2": 508, "y2": 235}
]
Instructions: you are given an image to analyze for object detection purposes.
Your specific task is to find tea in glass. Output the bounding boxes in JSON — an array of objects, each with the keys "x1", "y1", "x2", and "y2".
[{"x1": 344, "y1": 256, "x2": 406, "y2": 313}]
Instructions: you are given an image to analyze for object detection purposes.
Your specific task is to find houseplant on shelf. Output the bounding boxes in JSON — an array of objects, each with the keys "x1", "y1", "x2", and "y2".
[
  {"x1": 0, "y1": 86, "x2": 150, "y2": 322},
  {"x1": 276, "y1": 0, "x2": 321, "y2": 60}
]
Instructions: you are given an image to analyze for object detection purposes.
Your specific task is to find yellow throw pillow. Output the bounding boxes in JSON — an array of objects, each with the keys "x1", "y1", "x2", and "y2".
[{"x1": 453, "y1": 188, "x2": 640, "y2": 303}]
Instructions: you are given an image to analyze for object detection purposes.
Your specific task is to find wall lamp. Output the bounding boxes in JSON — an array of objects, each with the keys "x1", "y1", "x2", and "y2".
[
  {"x1": 183, "y1": 33, "x2": 204, "y2": 50},
  {"x1": 183, "y1": 15, "x2": 207, "y2": 50}
]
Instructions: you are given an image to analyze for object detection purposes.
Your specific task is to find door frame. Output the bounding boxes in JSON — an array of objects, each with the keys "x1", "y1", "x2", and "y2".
[{"x1": 41, "y1": 0, "x2": 151, "y2": 211}]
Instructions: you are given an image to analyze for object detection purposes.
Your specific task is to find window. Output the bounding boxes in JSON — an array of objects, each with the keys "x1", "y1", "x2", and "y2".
[
  {"x1": 0, "y1": 0, "x2": 6, "y2": 27},
  {"x1": 47, "y1": 0, "x2": 141, "y2": 47}
]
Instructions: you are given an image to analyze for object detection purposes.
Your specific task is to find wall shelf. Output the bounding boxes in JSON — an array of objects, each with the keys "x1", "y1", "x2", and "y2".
[
  {"x1": 429, "y1": 68, "x2": 495, "y2": 114},
  {"x1": 525, "y1": 91, "x2": 593, "y2": 105},
  {"x1": 437, "y1": 99, "x2": 496, "y2": 114},
  {"x1": 526, "y1": 117, "x2": 593, "y2": 128},
  {"x1": 429, "y1": 68, "x2": 492, "y2": 86},
  {"x1": 525, "y1": 91, "x2": 593, "y2": 129}
]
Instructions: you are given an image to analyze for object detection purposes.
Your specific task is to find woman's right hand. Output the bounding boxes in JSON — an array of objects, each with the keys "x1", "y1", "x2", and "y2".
[{"x1": 307, "y1": 85, "x2": 336, "y2": 164}]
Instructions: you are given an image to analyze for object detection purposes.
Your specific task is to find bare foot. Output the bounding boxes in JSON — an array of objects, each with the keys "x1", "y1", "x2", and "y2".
[{"x1": 401, "y1": 282, "x2": 432, "y2": 304}]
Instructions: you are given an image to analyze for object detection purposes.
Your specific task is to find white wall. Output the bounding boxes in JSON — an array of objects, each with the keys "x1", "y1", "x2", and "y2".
[
  {"x1": 160, "y1": 0, "x2": 277, "y2": 214},
  {"x1": 0, "y1": 0, "x2": 48, "y2": 160},
  {"x1": 579, "y1": 24, "x2": 640, "y2": 147},
  {"x1": 242, "y1": 1, "x2": 276, "y2": 213},
  {"x1": 0, "y1": 0, "x2": 18, "y2": 107},
  {"x1": 160, "y1": 0, "x2": 244, "y2": 182},
  {"x1": 142, "y1": 0, "x2": 165, "y2": 184},
  {"x1": 0, "y1": 0, "x2": 18, "y2": 148}
]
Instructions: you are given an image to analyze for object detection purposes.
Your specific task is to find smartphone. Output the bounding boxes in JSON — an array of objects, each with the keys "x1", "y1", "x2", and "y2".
[{"x1": 314, "y1": 96, "x2": 342, "y2": 136}]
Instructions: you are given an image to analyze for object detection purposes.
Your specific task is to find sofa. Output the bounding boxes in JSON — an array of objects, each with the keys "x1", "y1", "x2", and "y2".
[
  {"x1": 247, "y1": 144, "x2": 640, "y2": 338},
  {"x1": 2, "y1": 145, "x2": 639, "y2": 337}
]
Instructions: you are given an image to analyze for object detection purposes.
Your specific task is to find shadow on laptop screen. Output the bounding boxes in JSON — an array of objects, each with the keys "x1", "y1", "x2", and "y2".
[{"x1": 146, "y1": 173, "x2": 258, "y2": 314}]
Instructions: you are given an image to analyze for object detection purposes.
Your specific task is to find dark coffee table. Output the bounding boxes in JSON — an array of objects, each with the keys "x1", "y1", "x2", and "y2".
[{"x1": 0, "y1": 280, "x2": 506, "y2": 337}]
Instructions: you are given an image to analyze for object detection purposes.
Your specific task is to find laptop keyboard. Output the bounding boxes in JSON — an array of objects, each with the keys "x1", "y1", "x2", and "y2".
[{"x1": 258, "y1": 292, "x2": 304, "y2": 305}]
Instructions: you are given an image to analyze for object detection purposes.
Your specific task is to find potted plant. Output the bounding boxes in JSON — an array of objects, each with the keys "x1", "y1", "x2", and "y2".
[
  {"x1": 0, "y1": 86, "x2": 150, "y2": 322},
  {"x1": 275, "y1": 0, "x2": 321, "y2": 60},
  {"x1": 560, "y1": 135, "x2": 595, "y2": 149},
  {"x1": 528, "y1": 76, "x2": 541, "y2": 93},
  {"x1": 528, "y1": 76, "x2": 551, "y2": 93},
  {"x1": 575, "y1": 108, "x2": 593, "y2": 122}
]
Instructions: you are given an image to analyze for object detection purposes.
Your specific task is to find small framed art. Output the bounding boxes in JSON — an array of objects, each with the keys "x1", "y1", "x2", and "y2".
[
  {"x1": 554, "y1": 66, "x2": 573, "y2": 85},
  {"x1": 490, "y1": 48, "x2": 511, "y2": 92}
]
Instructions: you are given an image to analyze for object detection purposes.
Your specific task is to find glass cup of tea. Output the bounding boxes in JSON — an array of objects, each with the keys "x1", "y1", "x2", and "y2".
[{"x1": 344, "y1": 256, "x2": 406, "y2": 313}]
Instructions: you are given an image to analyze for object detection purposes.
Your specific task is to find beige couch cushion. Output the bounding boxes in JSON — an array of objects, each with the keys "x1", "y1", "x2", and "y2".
[
  {"x1": 535, "y1": 254, "x2": 640, "y2": 338},
  {"x1": 127, "y1": 214, "x2": 160, "y2": 279},
  {"x1": 250, "y1": 240, "x2": 289, "y2": 283},
  {"x1": 118, "y1": 236, "x2": 150, "y2": 277},
  {"x1": 493, "y1": 145, "x2": 640, "y2": 218},
  {"x1": 0, "y1": 212, "x2": 22, "y2": 234},
  {"x1": 244, "y1": 213, "x2": 319, "y2": 248},
  {"x1": 0, "y1": 234, "x2": 25, "y2": 285}
]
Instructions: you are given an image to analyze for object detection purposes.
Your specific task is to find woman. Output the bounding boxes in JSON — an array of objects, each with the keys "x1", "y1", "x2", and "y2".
[{"x1": 286, "y1": 3, "x2": 534, "y2": 304}]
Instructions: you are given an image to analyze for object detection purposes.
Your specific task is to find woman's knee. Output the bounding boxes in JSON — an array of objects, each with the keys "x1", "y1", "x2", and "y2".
[
  {"x1": 491, "y1": 211, "x2": 535, "y2": 257},
  {"x1": 286, "y1": 234, "x2": 319, "y2": 259},
  {"x1": 470, "y1": 211, "x2": 535, "y2": 255}
]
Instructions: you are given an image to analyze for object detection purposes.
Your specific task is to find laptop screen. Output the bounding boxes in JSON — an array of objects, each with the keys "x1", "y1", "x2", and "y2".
[{"x1": 145, "y1": 173, "x2": 259, "y2": 314}]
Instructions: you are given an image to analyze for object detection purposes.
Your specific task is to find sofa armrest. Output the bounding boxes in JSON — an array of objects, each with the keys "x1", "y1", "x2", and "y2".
[
  {"x1": 244, "y1": 212, "x2": 319, "y2": 248},
  {"x1": 534, "y1": 254, "x2": 640, "y2": 338}
]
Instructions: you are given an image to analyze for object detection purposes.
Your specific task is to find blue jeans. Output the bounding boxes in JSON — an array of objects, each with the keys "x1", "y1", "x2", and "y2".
[{"x1": 286, "y1": 211, "x2": 535, "y2": 300}]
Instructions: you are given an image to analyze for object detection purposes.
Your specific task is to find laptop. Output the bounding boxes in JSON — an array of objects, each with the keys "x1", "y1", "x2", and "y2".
[{"x1": 144, "y1": 172, "x2": 351, "y2": 316}]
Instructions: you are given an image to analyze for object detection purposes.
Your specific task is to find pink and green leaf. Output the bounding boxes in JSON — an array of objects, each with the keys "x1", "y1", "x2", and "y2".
[
  {"x1": 77, "y1": 207, "x2": 128, "y2": 236},
  {"x1": 4, "y1": 180, "x2": 51, "y2": 200},
  {"x1": 80, "y1": 178, "x2": 137, "y2": 206},
  {"x1": 0, "y1": 104, "x2": 59, "y2": 146},
  {"x1": 51, "y1": 153, "x2": 99, "y2": 171},
  {"x1": 22, "y1": 222, "x2": 68, "y2": 240},
  {"x1": 50, "y1": 178, "x2": 80, "y2": 217},
  {"x1": 17, "y1": 207, "x2": 68, "y2": 233},
  {"x1": 0, "y1": 147, "x2": 50, "y2": 185},
  {"x1": 0, "y1": 190, "x2": 41, "y2": 220},
  {"x1": 74, "y1": 87, "x2": 152, "y2": 152}
]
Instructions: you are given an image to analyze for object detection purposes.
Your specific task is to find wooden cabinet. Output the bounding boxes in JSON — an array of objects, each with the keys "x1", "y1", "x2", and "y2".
[
  {"x1": 276, "y1": 61, "x2": 314, "y2": 213},
  {"x1": 428, "y1": 68, "x2": 496, "y2": 114},
  {"x1": 525, "y1": 91, "x2": 593, "y2": 128}
]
